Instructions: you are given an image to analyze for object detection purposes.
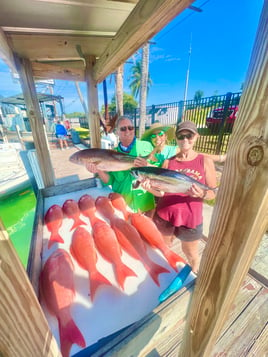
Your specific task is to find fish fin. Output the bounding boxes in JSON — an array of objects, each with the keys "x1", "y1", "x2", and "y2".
[
  {"x1": 70, "y1": 217, "x2": 87, "y2": 231},
  {"x1": 146, "y1": 262, "x2": 170, "y2": 286},
  {"x1": 116, "y1": 263, "x2": 137, "y2": 290},
  {"x1": 90, "y1": 271, "x2": 113, "y2": 301},
  {"x1": 58, "y1": 316, "x2": 86, "y2": 357},
  {"x1": 163, "y1": 249, "x2": 186, "y2": 272},
  {"x1": 48, "y1": 233, "x2": 64, "y2": 249}
]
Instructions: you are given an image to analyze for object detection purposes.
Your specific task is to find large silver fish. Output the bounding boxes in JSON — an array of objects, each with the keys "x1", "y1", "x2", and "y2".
[
  {"x1": 131, "y1": 166, "x2": 217, "y2": 194},
  {"x1": 69, "y1": 148, "x2": 139, "y2": 171}
]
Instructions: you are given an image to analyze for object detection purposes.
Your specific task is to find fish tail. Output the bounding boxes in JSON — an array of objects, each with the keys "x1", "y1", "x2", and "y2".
[
  {"x1": 58, "y1": 318, "x2": 86, "y2": 357},
  {"x1": 116, "y1": 262, "x2": 137, "y2": 290},
  {"x1": 70, "y1": 218, "x2": 87, "y2": 231},
  {"x1": 48, "y1": 233, "x2": 64, "y2": 249},
  {"x1": 90, "y1": 271, "x2": 113, "y2": 301},
  {"x1": 147, "y1": 262, "x2": 170, "y2": 286},
  {"x1": 163, "y1": 249, "x2": 186, "y2": 272}
]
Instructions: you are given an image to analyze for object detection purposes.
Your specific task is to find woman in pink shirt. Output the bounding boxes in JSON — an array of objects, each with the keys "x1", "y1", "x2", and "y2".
[{"x1": 142, "y1": 120, "x2": 217, "y2": 274}]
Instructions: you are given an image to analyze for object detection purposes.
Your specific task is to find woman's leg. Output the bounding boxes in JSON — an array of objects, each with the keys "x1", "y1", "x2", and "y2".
[{"x1": 181, "y1": 240, "x2": 199, "y2": 274}]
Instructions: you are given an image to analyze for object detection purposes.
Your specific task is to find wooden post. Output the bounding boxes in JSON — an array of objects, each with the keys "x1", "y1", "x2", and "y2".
[
  {"x1": 85, "y1": 56, "x2": 101, "y2": 148},
  {"x1": 180, "y1": 2, "x2": 268, "y2": 355},
  {"x1": 14, "y1": 56, "x2": 56, "y2": 187},
  {"x1": 0, "y1": 220, "x2": 60, "y2": 356}
]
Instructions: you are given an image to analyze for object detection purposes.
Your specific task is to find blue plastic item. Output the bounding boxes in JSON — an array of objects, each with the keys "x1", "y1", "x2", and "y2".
[{"x1": 159, "y1": 264, "x2": 192, "y2": 303}]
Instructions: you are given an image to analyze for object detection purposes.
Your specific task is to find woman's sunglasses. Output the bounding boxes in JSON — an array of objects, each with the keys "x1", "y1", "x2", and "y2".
[
  {"x1": 176, "y1": 133, "x2": 194, "y2": 140},
  {"x1": 120, "y1": 126, "x2": 134, "y2": 132},
  {"x1": 151, "y1": 130, "x2": 165, "y2": 139}
]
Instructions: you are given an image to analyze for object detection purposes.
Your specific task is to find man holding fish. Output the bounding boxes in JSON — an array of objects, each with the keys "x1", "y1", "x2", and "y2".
[
  {"x1": 140, "y1": 120, "x2": 217, "y2": 274},
  {"x1": 84, "y1": 116, "x2": 156, "y2": 216}
]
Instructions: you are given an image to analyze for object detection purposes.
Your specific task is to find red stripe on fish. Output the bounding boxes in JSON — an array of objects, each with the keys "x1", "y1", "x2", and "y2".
[
  {"x1": 130, "y1": 213, "x2": 186, "y2": 272},
  {"x1": 39, "y1": 249, "x2": 86, "y2": 357},
  {"x1": 62, "y1": 199, "x2": 87, "y2": 231},
  {"x1": 92, "y1": 220, "x2": 137, "y2": 290},
  {"x1": 44, "y1": 204, "x2": 64, "y2": 249},
  {"x1": 70, "y1": 227, "x2": 113, "y2": 301}
]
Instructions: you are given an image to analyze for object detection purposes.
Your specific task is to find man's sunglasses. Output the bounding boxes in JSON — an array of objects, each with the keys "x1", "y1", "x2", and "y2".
[
  {"x1": 119, "y1": 126, "x2": 134, "y2": 132},
  {"x1": 151, "y1": 130, "x2": 165, "y2": 139},
  {"x1": 176, "y1": 133, "x2": 194, "y2": 140}
]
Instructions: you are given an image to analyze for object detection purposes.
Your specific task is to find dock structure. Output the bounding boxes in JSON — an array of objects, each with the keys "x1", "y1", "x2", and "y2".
[{"x1": 0, "y1": 0, "x2": 267, "y2": 356}]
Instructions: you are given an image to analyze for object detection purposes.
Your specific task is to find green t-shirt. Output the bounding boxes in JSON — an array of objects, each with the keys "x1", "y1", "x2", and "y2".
[
  {"x1": 147, "y1": 145, "x2": 177, "y2": 167},
  {"x1": 102, "y1": 139, "x2": 155, "y2": 213}
]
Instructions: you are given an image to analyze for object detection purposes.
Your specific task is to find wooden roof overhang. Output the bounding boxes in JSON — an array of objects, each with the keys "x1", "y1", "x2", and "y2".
[
  {"x1": 0, "y1": 0, "x2": 196, "y2": 188},
  {"x1": 0, "y1": 1, "x2": 267, "y2": 356}
]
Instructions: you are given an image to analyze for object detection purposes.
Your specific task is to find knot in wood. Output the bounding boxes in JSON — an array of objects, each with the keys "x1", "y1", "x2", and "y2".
[{"x1": 247, "y1": 145, "x2": 263, "y2": 166}]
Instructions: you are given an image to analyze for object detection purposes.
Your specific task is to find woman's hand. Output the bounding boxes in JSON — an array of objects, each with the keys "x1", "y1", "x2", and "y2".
[{"x1": 187, "y1": 183, "x2": 206, "y2": 198}]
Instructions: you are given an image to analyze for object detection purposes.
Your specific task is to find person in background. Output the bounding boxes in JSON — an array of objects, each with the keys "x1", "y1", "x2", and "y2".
[
  {"x1": 86, "y1": 116, "x2": 155, "y2": 216},
  {"x1": 141, "y1": 120, "x2": 217, "y2": 274},
  {"x1": 141, "y1": 122, "x2": 226, "y2": 166},
  {"x1": 55, "y1": 120, "x2": 69, "y2": 150}
]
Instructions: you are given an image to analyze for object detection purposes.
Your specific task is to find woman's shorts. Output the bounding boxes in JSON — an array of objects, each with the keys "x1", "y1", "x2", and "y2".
[
  {"x1": 153, "y1": 213, "x2": 203, "y2": 242},
  {"x1": 57, "y1": 135, "x2": 68, "y2": 139}
]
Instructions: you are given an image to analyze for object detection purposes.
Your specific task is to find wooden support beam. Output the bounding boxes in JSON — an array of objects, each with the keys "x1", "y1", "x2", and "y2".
[
  {"x1": 0, "y1": 27, "x2": 16, "y2": 72},
  {"x1": 93, "y1": 0, "x2": 194, "y2": 83},
  {"x1": 180, "y1": 1, "x2": 268, "y2": 355},
  {"x1": 85, "y1": 55, "x2": 101, "y2": 148},
  {"x1": 14, "y1": 56, "x2": 56, "y2": 187},
  {"x1": 31, "y1": 60, "x2": 85, "y2": 82},
  {"x1": 0, "y1": 220, "x2": 60, "y2": 356}
]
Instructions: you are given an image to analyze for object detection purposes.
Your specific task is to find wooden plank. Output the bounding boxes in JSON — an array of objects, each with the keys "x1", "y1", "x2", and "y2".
[
  {"x1": 14, "y1": 55, "x2": 56, "y2": 187},
  {"x1": 26, "y1": 190, "x2": 44, "y2": 295},
  {"x1": 0, "y1": 27, "x2": 16, "y2": 72},
  {"x1": 0, "y1": 219, "x2": 60, "y2": 356},
  {"x1": 41, "y1": 177, "x2": 97, "y2": 198},
  {"x1": 180, "y1": 2, "x2": 268, "y2": 355},
  {"x1": 212, "y1": 287, "x2": 268, "y2": 355},
  {"x1": 93, "y1": 0, "x2": 194, "y2": 83},
  {"x1": 86, "y1": 55, "x2": 101, "y2": 148},
  {"x1": 247, "y1": 324, "x2": 268, "y2": 356},
  {"x1": 32, "y1": 60, "x2": 85, "y2": 82}
]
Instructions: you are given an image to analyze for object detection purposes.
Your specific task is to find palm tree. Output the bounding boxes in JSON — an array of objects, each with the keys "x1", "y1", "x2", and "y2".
[
  {"x1": 129, "y1": 43, "x2": 152, "y2": 137},
  {"x1": 115, "y1": 64, "x2": 124, "y2": 116},
  {"x1": 193, "y1": 90, "x2": 204, "y2": 103}
]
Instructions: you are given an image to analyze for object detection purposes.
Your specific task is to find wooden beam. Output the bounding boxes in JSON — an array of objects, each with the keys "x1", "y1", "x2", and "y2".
[
  {"x1": 0, "y1": 219, "x2": 60, "y2": 356},
  {"x1": 0, "y1": 27, "x2": 16, "y2": 72},
  {"x1": 93, "y1": 0, "x2": 194, "y2": 83},
  {"x1": 14, "y1": 55, "x2": 56, "y2": 187},
  {"x1": 31, "y1": 60, "x2": 85, "y2": 82},
  {"x1": 86, "y1": 55, "x2": 101, "y2": 148},
  {"x1": 180, "y1": 1, "x2": 268, "y2": 355}
]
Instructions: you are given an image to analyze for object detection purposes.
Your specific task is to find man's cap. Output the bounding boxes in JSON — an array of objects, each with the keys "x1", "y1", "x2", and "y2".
[{"x1": 141, "y1": 122, "x2": 175, "y2": 142}]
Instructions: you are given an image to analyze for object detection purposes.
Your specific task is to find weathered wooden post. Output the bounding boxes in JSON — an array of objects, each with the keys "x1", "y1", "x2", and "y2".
[{"x1": 180, "y1": 1, "x2": 268, "y2": 355}]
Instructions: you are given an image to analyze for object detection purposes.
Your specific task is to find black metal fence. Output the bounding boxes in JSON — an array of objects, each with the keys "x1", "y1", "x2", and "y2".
[
  {"x1": 133, "y1": 91, "x2": 241, "y2": 154},
  {"x1": 79, "y1": 91, "x2": 242, "y2": 154}
]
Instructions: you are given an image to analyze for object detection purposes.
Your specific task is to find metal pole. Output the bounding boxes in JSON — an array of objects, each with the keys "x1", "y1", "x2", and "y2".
[{"x1": 183, "y1": 33, "x2": 192, "y2": 117}]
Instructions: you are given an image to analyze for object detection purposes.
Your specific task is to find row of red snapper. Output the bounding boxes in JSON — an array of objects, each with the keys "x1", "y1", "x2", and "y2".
[{"x1": 40, "y1": 193, "x2": 185, "y2": 357}]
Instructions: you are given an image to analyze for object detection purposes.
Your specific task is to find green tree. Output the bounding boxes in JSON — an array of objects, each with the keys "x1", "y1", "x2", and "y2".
[
  {"x1": 129, "y1": 59, "x2": 152, "y2": 99},
  {"x1": 193, "y1": 90, "x2": 204, "y2": 103},
  {"x1": 102, "y1": 93, "x2": 138, "y2": 114}
]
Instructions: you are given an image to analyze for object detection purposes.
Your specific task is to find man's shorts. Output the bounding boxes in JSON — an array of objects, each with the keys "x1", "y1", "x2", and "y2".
[
  {"x1": 57, "y1": 135, "x2": 68, "y2": 139},
  {"x1": 154, "y1": 213, "x2": 203, "y2": 242}
]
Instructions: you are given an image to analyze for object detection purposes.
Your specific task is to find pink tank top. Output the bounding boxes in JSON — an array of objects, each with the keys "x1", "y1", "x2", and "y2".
[{"x1": 156, "y1": 154, "x2": 205, "y2": 228}]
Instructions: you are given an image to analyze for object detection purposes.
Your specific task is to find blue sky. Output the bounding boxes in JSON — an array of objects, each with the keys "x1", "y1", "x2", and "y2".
[{"x1": 0, "y1": 0, "x2": 263, "y2": 114}]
